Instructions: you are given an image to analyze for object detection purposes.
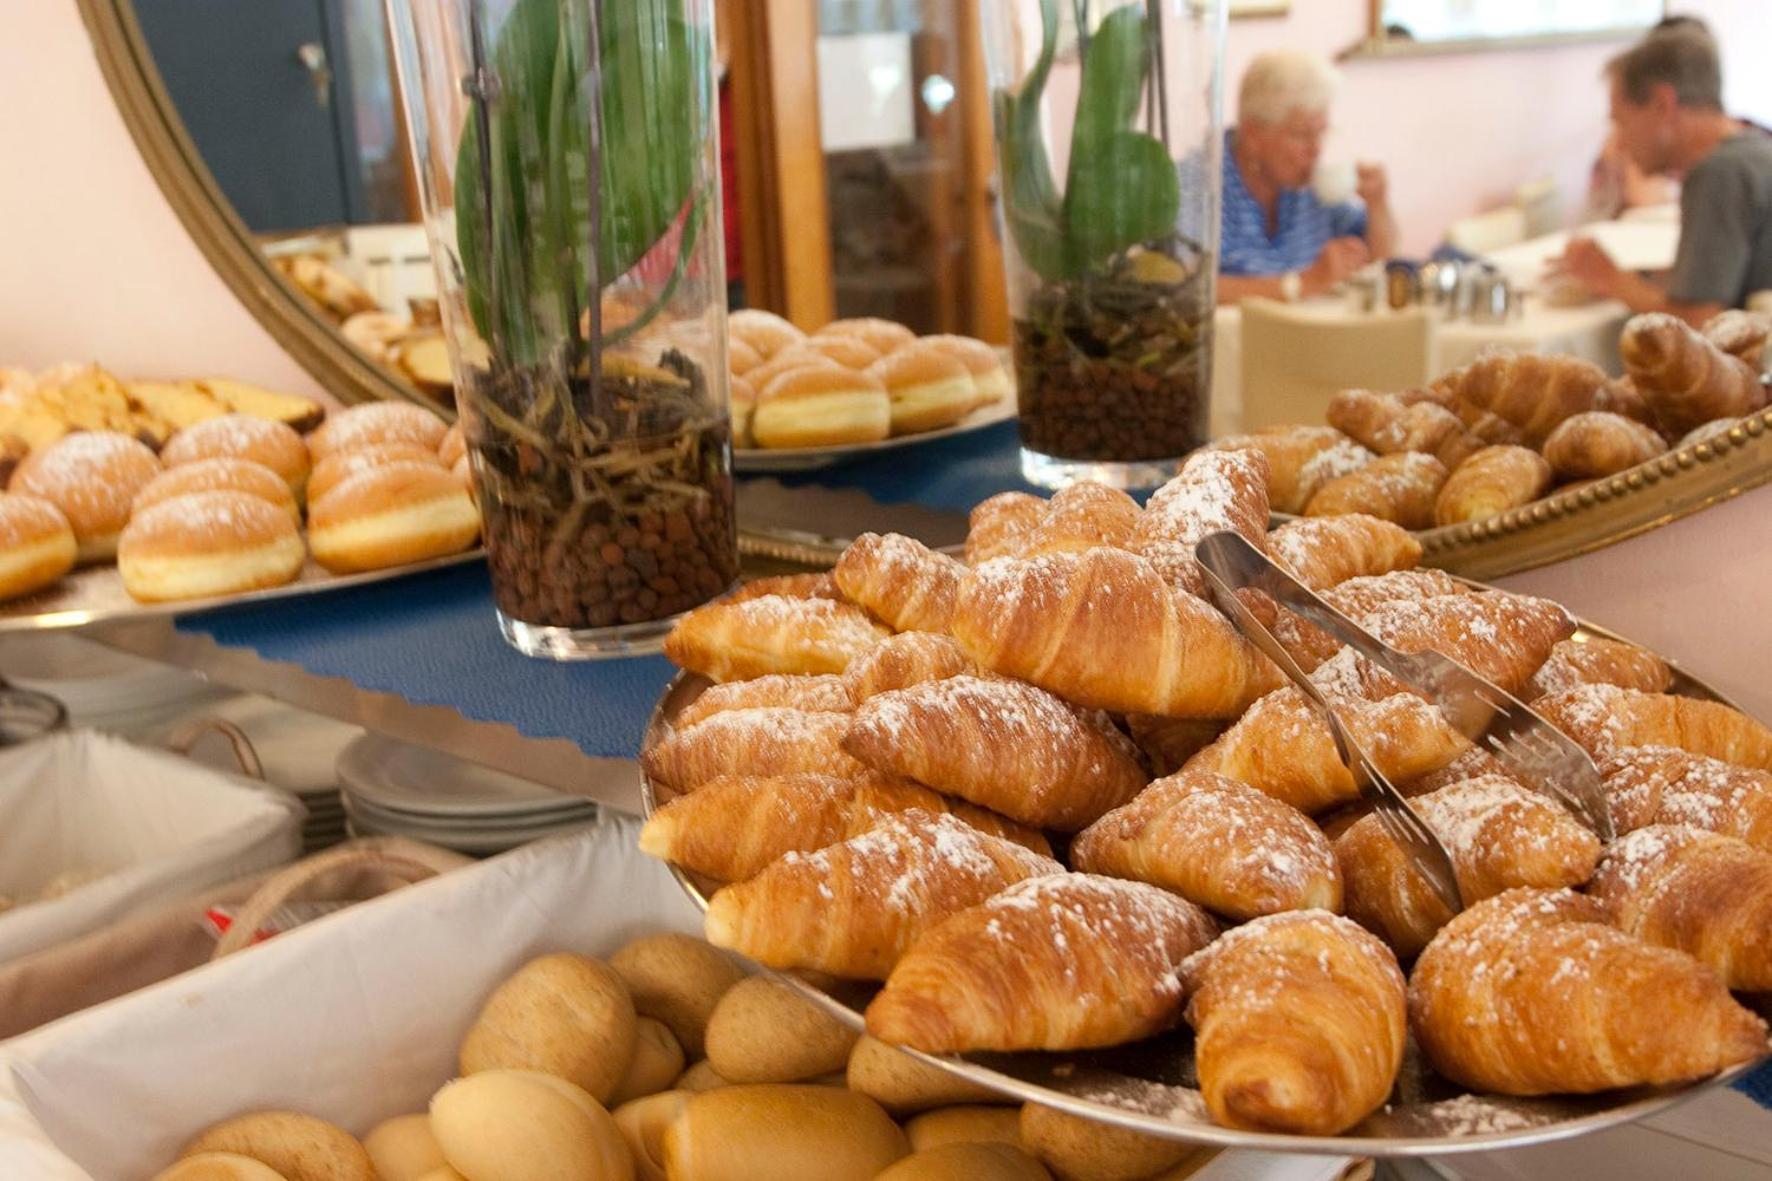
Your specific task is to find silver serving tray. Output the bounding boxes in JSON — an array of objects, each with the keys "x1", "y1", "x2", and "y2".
[
  {"x1": 638, "y1": 611, "x2": 1769, "y2": 1156},
  {"x1": 0, "y1": 548, "x2": 484, "y2": 633},
  {"x1": 734, "y1": 397, "x2": 1016, "y2": 473}
]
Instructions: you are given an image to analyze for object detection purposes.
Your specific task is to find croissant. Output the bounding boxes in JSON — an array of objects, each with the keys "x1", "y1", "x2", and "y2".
[
  {"x1": 1432, "y1": 445, "x2": 1553, "y2": 527},
  {"x1": 1409, "y1": 381, "x2": 1530, "y2": 447},
  {"x1": 1072, "y1": 769, "x2": 1342, "y2": 919},
  {"x1": 1125, "y1": 713, "x2": 1225, "y2": 775},
  {"x1": 1599, "y1": 746, "x2": 1772, "y2": 850},
  {"x1": 642, "y1": 708, "x2": 866, "y2": 791},
  {"x1": 1357, "y1": 589, "x2": 1574, "y2": 697},
  {"x1": 639, "y1": 772, "x2": 1052, "y2": 881},
  {"x1": 1593, "y1": 375, "x2": 1662, "y2": 431},
  {"x1": 1622, "y1": 311, "x2": 1768, "y2": 436},
  {"x1": 1180, "y1": 910, "x2": 1406, "y2": 1136},
  {"x1": 1327, "y1": 389, "x2": 1483, "y2": 469},
  {"x1": 1409, "y1": 888, "x2": 1768, "y2": 1095},
  {"x1": 842, "y1": 631, "x2": 981, "y2": 704},
  {"x1": 1534, "y1": 684, "x2": 1772, "y2": 770},
  {"x1": 1265, "y1": 514, "x2": 1422, "y2": 591},
  {"x1": 1445, "y1": 352, "x2": 1608, "y2": 445},
  {"x1": 702, "y1": 809, "x2": 1061, "y2": 979},
  {"x1": 865, "y1": 874, "x2": 1217, "y2": 1053},
  {"x1": 677, "y1": 674, "x2": 854, "y2": 729},
  {"x1": 951, "y1": 547, "x2": 1283, "y2": 719},
  {"x1": 1522, "y1": 636, "x2": 1674, "y2": 702},
  {"x1": 843, "y1": 675, "x2": 1149, "y2": 830},
  {"x1": 1679, "y1": 416, "x2": 1745, "y2": 450},
  {"x1": 1334, "y1": 774, "x2": 1602, "y2": 958},
  {"x1": 965, "y1": 491, "x2": 1046, "y2": 565},
  {"x1": 1304, "y1": 452, "x2": 1449, "y2": 529},
  {"x1": 1702, "y1": 308, "x2": 1771, "y2": 373},
  {"x1": 1186, "y1": 650, "x2": 1470, "y2": 814},
  {"x1": 1400, "y1": 744, "x2": 1511, "y2": 796},
  {"x1": 722, "y1": 572, "x2": 843, "y2": 604},
  {"x1": 1541, "y1": 412, "x2": 1669, "y2": 481},
  {"x1": 1210, "y1": 425, "x2": 1374, "y2": 514},
  {"x1": 1129, "y1": 449, "x2": 1271, "y2": 597},
  {"x1": 834, "y1": 532, "x2": 965, "y2": 634},
  {"x1": 664, "y1": 595, "x2": 890, "y2": 682},
  {"x1": 1017, "y1": 482, "x2": 1140, "y2": 559},
  {"x1": 1590, "y1": 825, "x2": 1772, "y2": 991}
]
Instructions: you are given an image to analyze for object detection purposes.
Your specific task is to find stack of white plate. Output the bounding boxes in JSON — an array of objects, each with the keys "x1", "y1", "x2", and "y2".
[
  {"x1": 336, "y1": 734, "x2": 598, "y2": 856},
  {"x1": 0, "y1": 632, "x2": 231, "y2": 739}
]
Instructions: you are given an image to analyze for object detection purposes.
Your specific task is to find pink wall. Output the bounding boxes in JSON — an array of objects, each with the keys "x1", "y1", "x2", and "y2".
[{"x1": 1223, "y1": 0, "x2": 1772, "y2": 255}]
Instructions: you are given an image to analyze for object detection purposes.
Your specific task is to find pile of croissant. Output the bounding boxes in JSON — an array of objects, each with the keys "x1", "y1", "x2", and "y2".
[
  {"x1": 641, "y1": 451, "x2": 1772, "y2": 1140},
  {"x1": 1218, "y1": 307, "x2": 1771, "y2": 529}
]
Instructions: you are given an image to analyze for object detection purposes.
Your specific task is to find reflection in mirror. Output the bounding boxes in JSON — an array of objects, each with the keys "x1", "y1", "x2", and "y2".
[{"x1": 131, "y1": 0, "x2": 453, "y2": 407}]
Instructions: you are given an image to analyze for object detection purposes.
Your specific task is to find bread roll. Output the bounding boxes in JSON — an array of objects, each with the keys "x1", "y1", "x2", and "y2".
[
  {"x1": 180, "y1": 1112, "x2": 373, "y2": 1181},
  {"x1": 307, "y1": 465, "x2": 480, "y2": 574},
  {"x1": 609, "y1": 1017, "x2": 686, "y2": 1105},
  {"x1": 802, "y1": 334, "x2": 884, "y2": 369},
  {"x1": 751, "y1": 365, "x2": 890, "y2": 449},
  {"x1": 876, "y1": 1144, "x2": 1054, "y2": 1181},
  {"x1": 430, "y1": 1070, "x2": 633, "y2": 1181},
  {"x1": 133, "y1": 457, "x2": 300, "y2": 523},
  {"x1": 438, "y1": 422, "x2": 467, "y2": 468},
  {"x1": 868, "y1": 340, "x2": 979, "y2": 435},
  {"x1": 1019, "y1": 1104, "x2": 1199, "y2": 1181},
  {"x1": 704, "y1": 976, "x2": 859, "y2": 1083},
  {"x1": 460, "y1": 953, "x2": 638, "y2": 1103},
  {"x1": 151, "y1": 1155, "x2": 290, "y2": 1181},
  {"x1": 414, "y1": 1170, "x2": 468, "y2": 1181},
  {"x1": 923, "y1": 335, "x2": 1010, "y2": 407},
  {"x1": 307, "y1": 442, "x2": 445, "y2": 505},
  {"x1": 820, "y1": 317, "x2": 917, "y2": 355},
  {"x1": 161, "y1": 415, "x2": 308, "y2": 498},
  {"x1": 363, "y1": 1114, "x2": 446, "y2": 1181},
  {"x1": 661, "y1": 1085, "x2": 908, "y2": 1181},
  {"x1": 610, "y1": 933, "x2": 747, "y2": 1058},
  {"x1": 118, "y1": 491, "x2": 307, "y2": 603},
  {"x1": 729, "y1": 375, "x2": 756, "y2": 448},
  {"x1": 729, "y1": 309, "x2": 805, "y2": 360},
  {"x1": 728, "y1": 337, "x2": 763, "y2": 377},
  {"x1": 613, "y1": 1090, "x2": 690, "y2": 1181},
  {"x1": 0, "y1": 493, "x2": 75, "y2": 601},
  {"x1": 905, "y1": 1105, "x2": 1026, "y2": 1153},
  {"x1": 845, "y1": 1035, "x2": 1002, "y2": 1114},
  {"x1": 674, "y1": 1060, "x2": 732, "y2": 1092}
]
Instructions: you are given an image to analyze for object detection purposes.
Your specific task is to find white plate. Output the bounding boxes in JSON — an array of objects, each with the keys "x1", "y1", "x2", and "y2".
[
  {"x1": 341, "y1": 792, "x2": 595, "y2": 832},
  {"x1": 335, "y1": 734, "x2": 589, "y2": 819},
  {"x1": 343, "y1": 815, "x2": 597, "y2": 856},
  {"x1": 735, "y1": 395, "x2": 1016, "y2": 473}
]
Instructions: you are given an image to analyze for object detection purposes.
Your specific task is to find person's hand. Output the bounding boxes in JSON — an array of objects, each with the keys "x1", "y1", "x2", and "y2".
[
  {"x1": 1356, "y1": 161, "x2": 1389, "y2": 210},
  {"x1": 1551, "y1": 236, "x2": 1623, "y2": 298},
  {"x1": 1302, "y1": 236, "x2": 1371, "y2": 296}
]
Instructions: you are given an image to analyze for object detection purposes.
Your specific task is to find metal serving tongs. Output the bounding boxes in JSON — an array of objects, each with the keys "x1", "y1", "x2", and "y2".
[{"x1": 1193, "y1": 537, "x2": 1464, "y2": 914}]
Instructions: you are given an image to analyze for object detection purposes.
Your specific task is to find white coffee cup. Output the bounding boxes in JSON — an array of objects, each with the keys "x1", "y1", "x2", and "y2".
[{"x1": 1312, "y1": 160, "x2": 1357, "y2": 206}]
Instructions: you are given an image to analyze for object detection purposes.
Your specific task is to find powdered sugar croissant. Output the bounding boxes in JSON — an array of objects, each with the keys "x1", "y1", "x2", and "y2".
[
  {"x1": 1265, "y1": 514, "x2": 1421, "y2": 591},
  {"x1": 1210, "y1": 425, "x2": 1373, "y2": 514},
  {"x1": 643, "y1": 708, "x2": 865, "y2": 791},
  {"x1": 833, "y1": 532, "x2": 965, "y2": 634},
  {"x1": 1129, "y1": 449, "x2": 1270, "y2": 598},
  {"x1": 1599, "y1": 746, "x2": 1772, "y2": 849},
  {"x1": 965, "y1": 491, "x2": 1045, "y2": 565},
  {"x1": 665, "y1": 594, "x2": 890, "y2": 682},
  {"x1": 841, "y1": 631, "x2": 981, "y2": 703},
  {"x1": 1535, "y1": 685, "x2": 1772, "y2": 770},
  {"x1": 1017, "y1": 481, "x2": 1140, "y2": 559},
  {"x1": 676, "y1": 674, "x2": 853, "y2": 729},
  {"x1": 1523, "y1": 636, "x2": 1673, "y2": 702}
]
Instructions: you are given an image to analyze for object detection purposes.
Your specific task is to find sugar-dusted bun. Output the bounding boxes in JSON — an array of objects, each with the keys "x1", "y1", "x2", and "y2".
[
  {"x1": 0, "y1": 493, "x2": 76, "y2": 601},
  {"x1": 308, "y1": 443, "x2": 446, "y2": 505},
  {"x1": 11, "y1": 431, "x2": 161, "y2": 563},
  {"x1": 752, "y1": 366, "x2": 889, "y2": 449},
  {"x1": 868, "y1": 340, "x2": 978, "y2": 435},
  {"x1": 118, "y1": 491, "x2": 306, "y2": 603},
  {"x1": 802, "y1": 334, "x2": 884, "y2": 370},
  {"x1": 162, "y1": 415, "x2": 310, "y2": 498},
  {"x1": 821, "y1": 317, "x2": 916, "y2": 356},
  {"x1": 151, "y1": 1153, "x2": 291, "y2": 1181},
  {"x1": 438, "y1": 422, "x2": 467, "y2": 468},
  {"x1": 133, "y1": 458, "x2": 299, "y2": 523},
  {"x1": 307, "y1": 401, "x2": 449, "y2": 463},
  {"x1": 729, "y1": 337, "x2": 764, "y2": 377},
  {"x1": 729, "y1": 309, "x2": 805, "y2": 360},
  {"x1": 180, "y1": 1111, "x2": 373, "y2": 1181},
  {"x1": 729, "y1": 375, "x2": 757, "y2": 448},
  {"x1": 923, "y1": 335, "x2": 1010, "y2": 407},
  {"x1": 308, "y1": 464, "x2": 480, "y2": 574}
]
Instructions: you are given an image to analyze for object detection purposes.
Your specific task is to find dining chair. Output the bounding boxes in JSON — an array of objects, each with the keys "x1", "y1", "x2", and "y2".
[
  {"x1": 1238, "y1": 299, "x2": 1435, "y2": 430},
  {"x1": 1446, "y1": 205, "x2": 1530, "y2": 256}
]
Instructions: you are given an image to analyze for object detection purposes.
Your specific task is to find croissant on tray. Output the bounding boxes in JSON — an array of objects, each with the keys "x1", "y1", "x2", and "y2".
[
  {"x1": 664, "y1": 594, "x2": 890, "y2": 682},
  {"x1": 1522, "y1": 636, "x2": 1673, "y2": 702},
  {"x1": 841, "y1": 631, "x2": 982, "y2": 703},
  {"x1": 1621, "y1": 311, "x2": 1768, "y2": 437},
  {"x1": 1432, "y1": 445, "x2": 1552, "y2": 527},
  {"x1": 642, "y1": 707, "x2": 866, "y2": 792},
  {"x1": 1443, "y1": 352, "x2": 1608, "y2": 446},
  {"x1": 965, "y1": 491, "x2": 1046, "y2": 565},
  {"x1": 1534, "y1": 684, "x2": 1772, "y2": 770},
  {"x1": 1017, "y1": 481, "x2": 1140, "y2": 559},
  {"x1": 1129, "y1": 449, "x2": 1271, "y2": 598},
  {"x1": 1262, "y1": 514, "x2": 1422, "y2": 592},
  {"x1": 1303, "y1": 452, "x2": 1448, "y2": 529},
  {"x1": 1210, "y1": 425, "x2": 1373, "y2": 514},
  {"x1": 1599, "y1": 745, "x2": 1772, "y2": 849},
  {"x1": 833, "y1": 532, "x2": 965, "y2": 634},
  {"x1": 676, "y1": 673, "x2": 853, "y2": 729},
  {"x1": 1327, "y1": 388, "x2": 1483, "y2": 469}
]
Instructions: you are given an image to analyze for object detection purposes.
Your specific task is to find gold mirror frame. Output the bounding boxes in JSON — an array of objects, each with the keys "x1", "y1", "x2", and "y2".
[{"x1": 76, "y1": 0, "x2": 431, "y2": 412}]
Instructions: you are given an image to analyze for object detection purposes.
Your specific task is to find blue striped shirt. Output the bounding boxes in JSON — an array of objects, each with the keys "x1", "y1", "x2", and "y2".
[{"x1": 1219, "y1": 130, "x2": 1367, "y2": 276}]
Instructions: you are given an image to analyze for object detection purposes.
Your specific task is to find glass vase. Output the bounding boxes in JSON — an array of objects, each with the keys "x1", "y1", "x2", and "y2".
[
  {"x1": 387, "y1": 0, "x2": 736, "y2": 658},
  {"x1": 982, "y1": 0, "x2": 1226, "y2": 490}
]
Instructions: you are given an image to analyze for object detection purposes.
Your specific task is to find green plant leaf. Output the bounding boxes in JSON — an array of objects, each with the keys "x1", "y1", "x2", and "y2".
[
  {"x1": 1063, "y1": 129, "x2": 1180, "y2": 271},
  {"x1": 1068, "y1": 4, "x2": 1146, "y2": 166},
  {"x1": 998, "y1": 0, "x2": 1069, "y2": 283}
]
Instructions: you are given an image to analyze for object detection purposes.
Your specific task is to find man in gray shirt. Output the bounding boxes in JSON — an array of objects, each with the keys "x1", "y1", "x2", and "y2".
[{"x1": 1556, "y1": 29, "x2": 1772, "y2": 326}]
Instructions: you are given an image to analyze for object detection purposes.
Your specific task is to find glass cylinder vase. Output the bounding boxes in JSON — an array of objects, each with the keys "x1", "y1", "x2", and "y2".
[
  {"x1": 387, "y1": 0, "x2": 736, "y2": 658},
  {"x1": 983, "y1": 0, "x2": 1226, "y2": 490}
]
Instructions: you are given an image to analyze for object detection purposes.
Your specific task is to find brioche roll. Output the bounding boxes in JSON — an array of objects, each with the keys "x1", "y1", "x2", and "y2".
[
  {"x1": 11, "y1": 430, "x2": 161, "y2": 562},
  {"x1": 0, "y1": 493, "x2": 75, "y2": 600},
  {"x1": 306, "y1": 401, "x2": 448, "y2": 463},
  {"x1": 118, "y1": 491, "x2": 306, "y2": 603},
  {"x1": 308, "y1": 465, "x2": 480, "y2": 573},
  {"x1": 923, "y1": 335, "x2": 1010, "y2": 407},
  {"x1": 751, "y1": 365, "x2": 890, "y2": 449},
  {"x1": 869, "y1": 340, "x2": 978, "y2": 435},
  {"x1": 161, "y1": 415, "x2": 308, "y2": 498},
  {"x1": 133, "y1": 457, "x2": 299, "y2": 523},
  {"x1": 308, "y1": 443, "x2": 446, "y2": 504}
]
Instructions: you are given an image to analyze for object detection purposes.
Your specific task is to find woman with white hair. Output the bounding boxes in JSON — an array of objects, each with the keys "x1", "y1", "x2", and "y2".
[{"x1": 1216, "y1": 50, "x2": 1398, "y2": 305}]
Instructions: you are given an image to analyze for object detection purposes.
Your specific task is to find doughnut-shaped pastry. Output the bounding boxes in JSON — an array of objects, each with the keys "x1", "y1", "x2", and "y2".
[
  {"x1": 751, "y1": 366, "x2": 890, "y2": 449},
  {"x1": 133, "y1": 458, "x2": 299, "y2": 523},
  {"x1": 800, "y1": 334, "x2": 883, "y2": 370},
  {"x1": 0, "y1": 493, "x2": 76, "y2": 600},
  {"x1": 118, "y1": 491, "x2": 306, "y2": 603},
  {"x1": 922, "y1": 335, "x2": 1009, "y2": 408},
  {"x1": 161, "y1": 415, "x2": 310, "y2": 499},
  {"x1": 11, "y1": 430, "x2": 161, "y2": 562},
  {"x1": 307, "y1": 465, "x2": 480, "y2": 573},
  {"x1": 868, "y1": 340, "x2": 978, "y2": 435},
  {"x1": 307, "y1": 442, "x2": 445, "y2": 505},
  {"x1": 819, "y1": 317, "x2": 916, "y2": 355},
  {"x1": 306, "y1": 401, "x2": 448, "y2": 463},
  {"x1": 729, "y1": 309, "x2": 805, "y2": 360}
]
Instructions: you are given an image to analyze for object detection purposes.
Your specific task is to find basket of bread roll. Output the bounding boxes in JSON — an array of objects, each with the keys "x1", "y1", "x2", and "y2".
[
  {"x1": 637, "y1": 450, "x2": 1772, "y2": 1150},
  {"x1": 727, "y1": 311, "x2": 1013, "y2": 468},
  {"x1": 0, "y1": 365, "x2": 479, "y2": 613},
  {"x1": 1215, "y1": 309, "x2": 1771, "y2": 547}
]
